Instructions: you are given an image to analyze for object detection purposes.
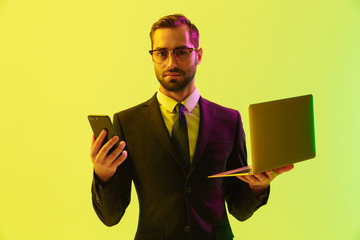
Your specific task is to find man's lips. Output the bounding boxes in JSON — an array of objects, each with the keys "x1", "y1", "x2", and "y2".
[{"x1": 165, "y1": 73, "x2": 182, "y2": 76}]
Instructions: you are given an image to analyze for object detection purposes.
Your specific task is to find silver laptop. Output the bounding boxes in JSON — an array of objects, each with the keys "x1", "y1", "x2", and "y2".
[{"x1": 208, "y1": 94, "x2": 316, "y2": 178}]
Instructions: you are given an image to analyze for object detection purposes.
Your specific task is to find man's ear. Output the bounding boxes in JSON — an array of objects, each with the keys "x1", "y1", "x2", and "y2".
[{"x1": 196, "y1": 48, "x2": 203, "y2": 65}]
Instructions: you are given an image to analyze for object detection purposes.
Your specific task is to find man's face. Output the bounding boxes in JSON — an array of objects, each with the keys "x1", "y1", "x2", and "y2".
[{"x1": 152, "y1": 25, "x2": 202, "y2": 93}]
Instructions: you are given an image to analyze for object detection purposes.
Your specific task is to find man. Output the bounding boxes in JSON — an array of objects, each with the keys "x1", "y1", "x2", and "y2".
[{"x1": 90, "y1": 14, "x2": 293, "y2": 240}]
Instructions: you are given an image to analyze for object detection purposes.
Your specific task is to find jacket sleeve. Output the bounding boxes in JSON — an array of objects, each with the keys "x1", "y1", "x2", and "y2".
[
  {"x1": 91, "y1": 113, "x2": 133, "y2": 226},
  {"x1": 224, "y1": 110, "x2": 270, "y2": 221}
]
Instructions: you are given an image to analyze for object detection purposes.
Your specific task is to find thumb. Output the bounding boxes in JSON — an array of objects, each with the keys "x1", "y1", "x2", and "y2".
[{"x1": 274, "y1": 164, "x2": 294, "y2": 175}]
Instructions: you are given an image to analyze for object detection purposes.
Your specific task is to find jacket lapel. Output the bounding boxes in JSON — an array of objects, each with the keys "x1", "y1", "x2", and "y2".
[
  {"x1": 191, "y1": 97, "x2": 216, "y2": 172},
  {"x1": 140, "y1": 94, "x2": 181, "y2": 168},
  {"x1": 141, "y1": 94, "x2": 217, "y2": 175}
]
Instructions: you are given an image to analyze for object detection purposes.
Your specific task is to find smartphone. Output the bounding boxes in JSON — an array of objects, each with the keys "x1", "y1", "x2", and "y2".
[{"x1": 88, "y1": 115, "x2": 119, "y2": 154}]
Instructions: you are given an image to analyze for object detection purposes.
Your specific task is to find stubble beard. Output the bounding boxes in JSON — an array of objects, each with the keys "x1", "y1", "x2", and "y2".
[{"x1": 156, "y1": 65, "x2": 197, "y2": 92}]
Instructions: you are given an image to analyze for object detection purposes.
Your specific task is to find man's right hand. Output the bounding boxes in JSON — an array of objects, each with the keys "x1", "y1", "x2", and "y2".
[{"x1": 90, "y1": 129, "x2": 128, "y2": 184}]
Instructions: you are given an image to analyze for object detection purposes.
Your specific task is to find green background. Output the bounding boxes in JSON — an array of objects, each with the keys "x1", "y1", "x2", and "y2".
[{"x1": 1, "y1": 0, "x2": 359, "y2": 239}]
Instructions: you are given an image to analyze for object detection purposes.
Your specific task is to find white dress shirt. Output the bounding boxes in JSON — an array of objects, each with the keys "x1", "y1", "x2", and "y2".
[{"x1": 156, "y1": 88, "x2": 200, "y2": 163}]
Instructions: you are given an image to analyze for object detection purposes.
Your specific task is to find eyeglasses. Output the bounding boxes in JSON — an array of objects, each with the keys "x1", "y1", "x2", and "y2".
[{"x1": 149, "y1": 47, "x2": 197, "y2": 64}]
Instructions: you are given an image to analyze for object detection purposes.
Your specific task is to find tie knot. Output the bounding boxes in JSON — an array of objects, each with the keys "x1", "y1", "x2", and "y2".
[{"x1": 176, "y1": 103, "x2": 185, "y2": 113}]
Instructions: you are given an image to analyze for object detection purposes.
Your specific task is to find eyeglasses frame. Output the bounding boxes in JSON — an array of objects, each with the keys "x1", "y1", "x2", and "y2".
[{"x1": 149, "y1": 47, "x2": 198, "y2": 64}]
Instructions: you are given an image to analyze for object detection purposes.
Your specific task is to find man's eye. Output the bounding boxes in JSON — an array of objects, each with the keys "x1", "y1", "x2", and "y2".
[
  {"x1": 157, "y1": 51, "x2": 168, "y2": 56},
  {"x1": 175, "y1": 49, "x2": 187, "y2": 55}
]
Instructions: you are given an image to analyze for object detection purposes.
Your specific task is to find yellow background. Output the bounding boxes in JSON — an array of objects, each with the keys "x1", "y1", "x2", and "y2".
[{"x1": 1, "y1": 0, "x2": 359, "y2": 239}]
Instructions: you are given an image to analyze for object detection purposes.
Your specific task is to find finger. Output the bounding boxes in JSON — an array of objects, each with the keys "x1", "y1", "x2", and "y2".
[
  {"x1": 111, "y1": 150, "x2": 128, "y2": 168},
  {"x1": 236, "y1": 176, "x2": 248, "y2": 182},
  {"x1": 90, "y1": 130, "x2": 108, "y2": 160},
  {"x1": 264, "y1": 170, "x2": 277, "y2": 180},
  {"x1": 97, "y1": 135, "x2": 119, "y2": 161},
  {"x1": 273, "y1": 164, "x2": 294, "y2": 175},
  {"x1": 107, "y1": 141, "x2": 126, "y2": 161},
  {"x1": 90, "y1": 134, "x2": 96, "y2": 150},
  {"x1": 237, "y1": 176, "x2": 254, "y2": 185},
  {"x1": 254, "y1": 172, "x2": 270, "y2": 182},
  {"x1": 238, "y1": 175, "x2": 258, "y2": 184}
]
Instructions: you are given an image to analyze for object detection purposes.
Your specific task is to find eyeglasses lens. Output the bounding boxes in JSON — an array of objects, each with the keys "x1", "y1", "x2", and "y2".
[{"x1": 153, "y1": 49, "x2": 191, "y2": 64}]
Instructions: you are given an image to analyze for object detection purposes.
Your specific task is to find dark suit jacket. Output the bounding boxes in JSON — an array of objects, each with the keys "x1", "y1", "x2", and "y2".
[{"x1": 92, "y1": 94, "x2": 269, "y2": 240}]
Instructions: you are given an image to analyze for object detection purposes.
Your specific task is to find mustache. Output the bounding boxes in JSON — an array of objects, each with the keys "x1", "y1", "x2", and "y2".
[{"x1": 163, "y1": 68, "x2": 185, "y2": 75}]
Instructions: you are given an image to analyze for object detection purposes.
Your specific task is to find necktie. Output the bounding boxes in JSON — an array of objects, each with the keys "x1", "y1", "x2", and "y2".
[{"x1": 171, "y1": 103, "x2": 190, "y2": 172}]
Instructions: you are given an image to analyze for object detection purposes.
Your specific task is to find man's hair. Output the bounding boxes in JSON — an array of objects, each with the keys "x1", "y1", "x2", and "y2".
[{"x1": 150, "y1": 14, "x2": 199, "y2": 49}]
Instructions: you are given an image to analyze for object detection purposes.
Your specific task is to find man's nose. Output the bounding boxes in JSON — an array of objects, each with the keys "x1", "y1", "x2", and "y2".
[{"x1": 166, "y1": 52, "x2": 177, "y2": 68}]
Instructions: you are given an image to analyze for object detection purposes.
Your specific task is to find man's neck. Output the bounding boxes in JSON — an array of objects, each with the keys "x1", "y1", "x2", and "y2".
[{"x1": 159, "y1": 85, "x2": 195, "y2": 103}]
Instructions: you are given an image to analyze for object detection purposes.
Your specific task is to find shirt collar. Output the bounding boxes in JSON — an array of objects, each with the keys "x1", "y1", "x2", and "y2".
[{"x1": 157, "y1": 88, "x2": 200, "y2": 113}]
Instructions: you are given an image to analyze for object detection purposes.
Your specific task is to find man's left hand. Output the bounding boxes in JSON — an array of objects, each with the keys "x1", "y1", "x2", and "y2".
[{"x1": 237, "y1": 164, "x2": 294, "y2": 196}]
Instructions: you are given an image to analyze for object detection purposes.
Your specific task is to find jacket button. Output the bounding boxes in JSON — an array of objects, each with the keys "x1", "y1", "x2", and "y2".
[
  {"x1": 184, "y1": 226, "x2": 191, "y2": 233},
  {"x1": 96, "y1": 195, "x2": 101, "y2": 204},
  {"x1": 185, "y1": 187, "x2": 192, "y2": 194}
]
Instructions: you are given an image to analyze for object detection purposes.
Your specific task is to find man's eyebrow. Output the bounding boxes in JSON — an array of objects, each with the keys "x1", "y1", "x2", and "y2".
[
  {"x1": 174, "y1": 45, "x2": 191, "y2": 50},
  {"x1": 153, "y1": 47, "x2": 167, "y2": 51},
  {"x1": 153, "y1": 45, "x2": 190, "y2": 51}
]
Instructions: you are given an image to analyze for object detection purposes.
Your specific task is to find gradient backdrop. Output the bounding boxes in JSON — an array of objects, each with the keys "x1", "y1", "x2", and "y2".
[{"x1": 1, "y1": 0, "x2": 359, "y2": 239}]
